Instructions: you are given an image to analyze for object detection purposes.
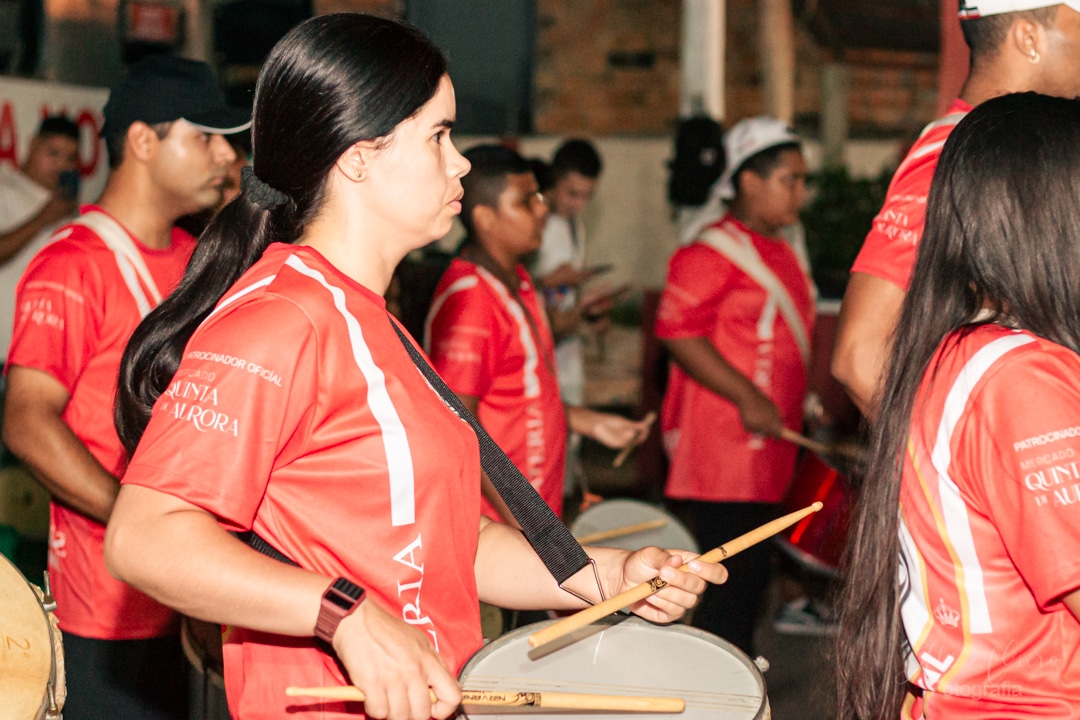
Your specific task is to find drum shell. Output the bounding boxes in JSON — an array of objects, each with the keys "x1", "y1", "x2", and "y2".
[
  {"x1": 0, "y1": 554, "x2": 61, "y2": 720},
  {"x1": 457, "y1": 616, "x2": 768, "y2": 719},
  {"x1": 777, "y1": 450, "x2": 854, "y2": 575},
  {"x1": 570, "y1": 499, "x2": 699, "y2": 553}
]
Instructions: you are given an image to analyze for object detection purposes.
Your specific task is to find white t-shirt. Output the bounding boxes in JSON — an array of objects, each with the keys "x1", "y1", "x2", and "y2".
[
  {"x1": 535, "y1": 214, "x2": 586, "y2": 404},
  {"x1": 0, "y1": 166, "x2": 59, "y2": 359}
]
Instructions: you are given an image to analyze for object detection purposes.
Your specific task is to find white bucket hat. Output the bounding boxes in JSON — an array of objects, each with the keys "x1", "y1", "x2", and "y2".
[
  {"x1": 959, "y1": 0, "x2": 1080, "y2": 19},
  {"x1": 714, "y1": 116, "x2": 801, "y2": 200}
]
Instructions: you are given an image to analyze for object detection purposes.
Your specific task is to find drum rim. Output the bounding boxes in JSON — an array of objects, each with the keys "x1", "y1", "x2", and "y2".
[
  {"x1": 459, "y1": 615, "x2": 768, "y2": 719},
  {"x1": 0, "y1": 554, "x2": 60, "y2": 719},
  {"x1": 569, "y1": 498, "x2": 700, "y2": 555}
]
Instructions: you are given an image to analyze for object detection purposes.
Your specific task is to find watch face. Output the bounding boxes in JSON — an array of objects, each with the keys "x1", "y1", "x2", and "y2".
[
  {"x1": 327, "y1": 591, "x2": 355, "y2": 611},
  {"x1": 331, "y1": 578, "x2": 365, "y2": 606}
]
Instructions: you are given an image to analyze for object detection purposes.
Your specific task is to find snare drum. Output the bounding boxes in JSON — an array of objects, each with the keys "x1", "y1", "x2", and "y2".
[
  {"x1": 0, "y1": 555, "x2": 64, "y2": 720},
  {"x1": 570, "y1": 499, "x2": 699, "y2": 553},
  {"x1": 777, "y1": 450, "x2": 855, "y2": 576},
  {"x1": 458, "y1": 616, "x2": 769, "y2": 719}
]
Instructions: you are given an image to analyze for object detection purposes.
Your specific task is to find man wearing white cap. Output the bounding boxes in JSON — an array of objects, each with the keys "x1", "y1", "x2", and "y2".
[
  {"x1": 2, "y1": 55, "x2": 249, "y2": 720},
  {"x1": 656, "y1": 117, "x2": 814, "y2": 654},
  {"x1": 833, "y1": 1, "x2": 1080, "y2": 417}
]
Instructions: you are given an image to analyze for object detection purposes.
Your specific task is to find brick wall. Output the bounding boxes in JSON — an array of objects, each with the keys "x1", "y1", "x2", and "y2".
[
  {"x1": 534, "y1": 0, "x2": 681, "y2": 135},
  {"x1": 536, "y1": 0, "x2": 940, "y2": 138},
  {"x1": 312, "y1": 0, "x2": 404, "y2": 18}
]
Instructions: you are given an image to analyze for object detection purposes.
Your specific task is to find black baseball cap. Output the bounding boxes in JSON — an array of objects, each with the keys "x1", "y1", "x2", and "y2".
[{"x1": 101, "y1": 54, "x2": 251, "y2": 138}]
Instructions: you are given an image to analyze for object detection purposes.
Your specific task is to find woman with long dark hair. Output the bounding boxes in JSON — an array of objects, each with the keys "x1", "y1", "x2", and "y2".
[
  {"x1": 836, "y1": 91, "x2": 1080, "y2": 719},
  {"x1": 103, "y1": 14, "x2": 723, "y2": 720}
]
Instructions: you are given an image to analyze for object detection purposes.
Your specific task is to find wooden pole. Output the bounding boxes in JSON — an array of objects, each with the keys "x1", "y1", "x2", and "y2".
[
  {"x1": 757, "y1": 0, "x2": 795, "y2": 123},
  {"x1": 820, "y1": 61, "x2": 850, "y2": 168},
  {"x1": 680, "y1": 0, "x2": 726, "y2": 120}
]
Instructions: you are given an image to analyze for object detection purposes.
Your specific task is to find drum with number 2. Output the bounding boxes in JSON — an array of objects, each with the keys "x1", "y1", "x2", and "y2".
[{"x1": 0, "y1": 554, "x2": 65, "y2": 720}]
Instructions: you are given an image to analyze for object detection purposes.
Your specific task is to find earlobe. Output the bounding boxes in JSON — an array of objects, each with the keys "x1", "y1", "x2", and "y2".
[
  {"x1": 335, "y1": 140, "x2": 379, "y2": 184},
  {"x1": 126, "y1": 122, "x2": 159, "y2": 163},
  {"x1": 473, "y1": 205, "x2": 495, "y2": 233},
  {"x1": 1012, "y1": 19, "x2": 1042, "y2": 62}
]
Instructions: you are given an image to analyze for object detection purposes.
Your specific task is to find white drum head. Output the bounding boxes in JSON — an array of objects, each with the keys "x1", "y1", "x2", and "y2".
[
  {"x1": 571, "y1": 499, "x2": 698, "y2": 554},
  {"x1": 458, "y1": 617, "x2": 766, "y2": 719}
]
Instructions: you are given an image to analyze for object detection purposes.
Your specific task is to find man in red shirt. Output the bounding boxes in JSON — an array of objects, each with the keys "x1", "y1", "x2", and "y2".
[
  {"x1": 656, "y1": 117, "x2": 814, "y2": 655},
  {"x1": 426, "y1": 144, "x2": 644, "y2": 524},
  {"x1": 832, "y1": 0, "x2": 1080, "y2": 418},
  {"x1": 2, "y1": 55, "x2": 248, "y2": 720}
]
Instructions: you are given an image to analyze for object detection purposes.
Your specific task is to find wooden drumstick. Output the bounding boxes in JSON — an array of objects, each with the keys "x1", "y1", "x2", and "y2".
[
  {"x1": 612, "y1": 411, "x2": 657, "y2": 469},
  {"x1": 527, "y1": 502, "x2": 824, "y2": 650},
  {"x1": 779, "y1": 428, "x2": 832, "y2": 456},
  {"x1": 285, "y1": 686, "x2": 685, "y2": 713},
  {"x1": 780, "y1": 428, "x2": 866, "y2": 465},
  {"x1": 574, "y1": 518, "x2": 668, "y2": 545}
]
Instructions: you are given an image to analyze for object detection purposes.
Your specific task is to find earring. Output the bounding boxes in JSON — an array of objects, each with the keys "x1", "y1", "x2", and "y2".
[
  {"x1": 1030, "y1": 48, "x2": 1041, "y2": 64},
  {"x1": 356, "y1": 170, "x2": 365, "y2": 181}
]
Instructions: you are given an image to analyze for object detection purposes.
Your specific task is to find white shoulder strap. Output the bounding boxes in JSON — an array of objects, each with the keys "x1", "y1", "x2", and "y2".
[
  {"x1": 75, "y1": 211, "x2": 162, "y2": 318},
  {"x1": 698, "y1": 225, "x2": 811, "y2": 366}
]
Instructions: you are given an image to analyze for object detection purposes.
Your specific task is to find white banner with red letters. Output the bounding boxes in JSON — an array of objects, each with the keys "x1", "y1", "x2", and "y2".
[{"x1": 0, "y1": 77, "x2": 108, "y2": 203}]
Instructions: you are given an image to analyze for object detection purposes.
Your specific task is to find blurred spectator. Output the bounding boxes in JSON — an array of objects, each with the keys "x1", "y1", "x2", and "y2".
[
  {"x1": 0, "y1": 115, "x2": 79, "y2": 360},
  {"x1": 532, "y1": 138, "x2": 604, "y2": 405}
]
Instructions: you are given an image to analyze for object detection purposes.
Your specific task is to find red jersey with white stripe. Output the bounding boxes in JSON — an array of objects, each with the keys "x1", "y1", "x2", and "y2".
[
  {"x1": 425, "y1": 258, "x2": 566, "y2": 520},
  {"x1": 7, "y1": 205, "x2": 194, "y2": 639},
  {"x1": 900, "y1": 324, "x2": 1080, "y2": 718},
  {"x1": 122, "y1": 244, "x2": 483, "y2": 720},
  {"x1": 851, "y1": 99, "x2": 972, "y2": 290},
  {"x1": 656, "y1": 214, "x2": 814, "y2": 503}
]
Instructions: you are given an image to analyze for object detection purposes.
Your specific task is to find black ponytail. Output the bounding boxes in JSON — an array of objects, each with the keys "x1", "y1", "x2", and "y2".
[{"x1": 115, "y1": 13, "x2": 447, "y2": 454}]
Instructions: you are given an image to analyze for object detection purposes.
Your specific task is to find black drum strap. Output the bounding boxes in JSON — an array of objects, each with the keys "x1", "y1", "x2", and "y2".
[
  {"x1": 240, "y1": 530, "x2": 298, "y2": 567},
  {"x1": 242, "y1": 316, "x2": 590, "y2": 587},
  {"x1": 389, "y1": 315, "x2": 590, "y2": 585}
]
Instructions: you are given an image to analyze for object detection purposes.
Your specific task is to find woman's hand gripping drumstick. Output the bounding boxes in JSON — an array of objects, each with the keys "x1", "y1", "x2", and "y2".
[
  {"x1": 286, "y1": 686, "x2": 685, "y2": 713},
  {"x1": 528, "y1": 502, "x2": 824, "y2": 650},
  {"x1": 612, "y1": 411, "x2": 657, "y2": 469}
]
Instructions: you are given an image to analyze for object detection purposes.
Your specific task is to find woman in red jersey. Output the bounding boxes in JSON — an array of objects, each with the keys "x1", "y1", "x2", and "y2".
[
  {"x1": 103, "y1": 14, "x2": 724, "y2": 720},
  {"x1": 837, "y1": 92, "x2": 1080, "y2": 720}
]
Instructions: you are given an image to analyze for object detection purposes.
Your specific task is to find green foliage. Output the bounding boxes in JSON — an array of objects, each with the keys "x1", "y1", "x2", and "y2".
[{"x1": 800, "y1": 165, "x2": 892, "y2": 299}]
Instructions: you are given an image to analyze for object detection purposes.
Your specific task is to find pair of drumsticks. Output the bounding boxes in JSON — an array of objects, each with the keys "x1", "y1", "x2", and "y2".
[{"x1": 289, "y1": 501, "x2": 822, "y2": 713}]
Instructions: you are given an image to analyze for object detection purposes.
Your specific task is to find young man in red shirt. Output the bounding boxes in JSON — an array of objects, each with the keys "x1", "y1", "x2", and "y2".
[
  {"x1": 3, "y1": 55, "x2": 248, "y2": 720},
  {"x1": 426, "y1": 144, "x2": 644, "y2": 524},
  {"x1": 832, "y1": 0, "x2": 1080, "y2": 418},
  {"x1": 656, "y1": 117, "x2": 815, "y2": 655}
]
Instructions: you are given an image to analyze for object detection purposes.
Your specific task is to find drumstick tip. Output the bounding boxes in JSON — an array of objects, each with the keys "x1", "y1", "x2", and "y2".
[{"x1": 811, "y1": 501, "x2": 823, "y2": 512}]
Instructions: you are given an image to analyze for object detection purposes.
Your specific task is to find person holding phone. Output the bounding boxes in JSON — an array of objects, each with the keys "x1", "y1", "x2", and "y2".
[
  {"x1": 0, "y1": 115, "x2": 80, "y2": 360},
  {"x1": 532, "y1": 139, "x2": 605, "y2": 406}
]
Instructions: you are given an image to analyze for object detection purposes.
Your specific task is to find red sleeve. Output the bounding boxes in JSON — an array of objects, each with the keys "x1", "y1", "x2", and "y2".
[
  {"x1": 850, "y1": 146, "x2": 940, "y2": 291},
  {"x1": 7, "y1": 238, "x2": 102, "y2": 393},
  {"x1": 122, "y1": 294, "x2": 318, "y2": 532},
  {"x1": 654, "y1": 243, "x2": 731, "y2": 340},
  {"x1": 967, "y1": 346, "x2": 1080, "y2": 609},
  {"x1": 427, "y1": 280, "x2": 499, "y2": 399}
]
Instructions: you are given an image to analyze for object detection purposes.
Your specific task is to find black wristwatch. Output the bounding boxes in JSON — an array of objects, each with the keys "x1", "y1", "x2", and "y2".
[{"x1": 315, "y1": 577, "x2": 365, "y2": 645}]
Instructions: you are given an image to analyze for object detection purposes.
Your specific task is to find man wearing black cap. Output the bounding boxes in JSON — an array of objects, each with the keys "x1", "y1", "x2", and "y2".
[
  {"x1": 2, "y1": 55, "x2": 249, "y2": 720},
  {"x1": 833, "y1": 1, "x2": 1080, "y2": 418}
]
